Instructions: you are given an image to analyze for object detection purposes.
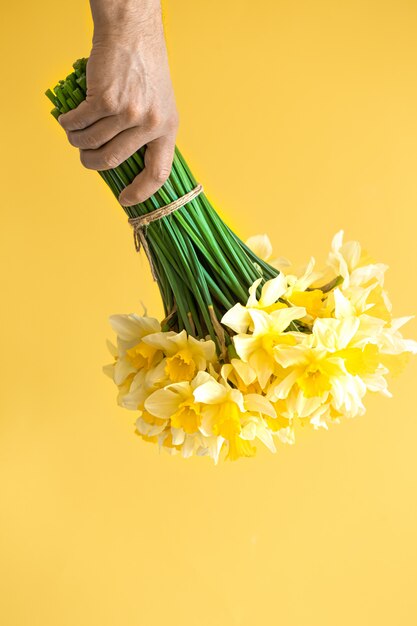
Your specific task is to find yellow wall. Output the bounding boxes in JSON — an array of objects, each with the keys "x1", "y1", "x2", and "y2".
[{"x1": 1, "y1": 1, "x2": 417, "y2": 624}]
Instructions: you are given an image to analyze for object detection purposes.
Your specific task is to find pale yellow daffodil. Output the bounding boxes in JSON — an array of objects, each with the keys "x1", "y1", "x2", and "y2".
[
  {"x1": 326, "y1": 230, "x2": 388, "y2": 290},
  {"x1": 142, "y1": 329, "x2": 217, "y2": 383},
  {"x1": 105, "y1": 314, "x2": 163, "y2": 386},
  {"x1": 230, "y1": 306, "x2": 306, "y2": 389},
  {"x1": 193, "y1": 370, "x2": 277, "y2": 460}
]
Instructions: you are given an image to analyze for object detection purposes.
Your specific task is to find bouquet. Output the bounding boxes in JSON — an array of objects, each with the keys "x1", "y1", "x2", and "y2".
[{"x1": 47, "y1": 59, "x2": 417, "y2": 462}]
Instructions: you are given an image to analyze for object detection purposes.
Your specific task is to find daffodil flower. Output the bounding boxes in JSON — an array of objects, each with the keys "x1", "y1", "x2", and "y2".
[
  {"x1": 193, "y1": 371, "x2": 277, "y2": 460},
  {"x1": 120, "y1": 360, "x2": 168, "y2": 411},
  {"x1": 105, "y1": 231, "x2": 417, "y2": 461},
  {"x1": 142, "y1": 329, "x2": 217, "y2": 383},
  {"x1": 326, "y1": 230, "x2": 388, "y2": 290},
  {"x1": 230, "y1": 307, "x2": 306, "y2": 389},
  {"x1": 105, "y1": 314, "x2": 163, "y2": 386}
]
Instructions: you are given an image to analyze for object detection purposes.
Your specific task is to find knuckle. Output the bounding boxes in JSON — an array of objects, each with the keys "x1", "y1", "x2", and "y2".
[
  {"x1": 146, "y1": 108, "x2": 163, "y2": 130},
  {"x1": 82, "y1": 133, "x2": 101, "y2": 149},
  {"x1": 72, "y1": 132, "x2": 99, "y2": 149},
  {"x1": 125, "y1": 102, "x2": 141, "y2": 123},
  {"x1": 75, "y1": 120, "x2": 87, "y2": 131},
  {"x1": 66, "y1": 118, "x2": 85, "y2": 132},
  {"x1": 99, "y1": 90, "x2": 119, "y2": 114}
]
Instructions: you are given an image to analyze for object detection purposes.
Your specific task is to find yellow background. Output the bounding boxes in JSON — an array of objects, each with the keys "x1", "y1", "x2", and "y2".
[{"x1": 1, "y1": 1, "x2": 417, "y2": 624}]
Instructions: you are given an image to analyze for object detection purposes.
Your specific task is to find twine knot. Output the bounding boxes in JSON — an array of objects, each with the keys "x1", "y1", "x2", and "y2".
[{"x1": 127, "y1": 184, "x2": 203, "y2": 280}]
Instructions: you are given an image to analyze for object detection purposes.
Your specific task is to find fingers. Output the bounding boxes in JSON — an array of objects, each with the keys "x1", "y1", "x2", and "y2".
[
  {"x1": 119, "y1": 135, "x2": 176, "y2": 206},
  {"x1": 79, "y1": 126, "x2": 154, "y2": 171},
  {"x1": 67, "y1": 115, "x2": 127, "y2": 150},
  {"x1": 58, "y1": 100, "x2": 105, "y2": 132}
]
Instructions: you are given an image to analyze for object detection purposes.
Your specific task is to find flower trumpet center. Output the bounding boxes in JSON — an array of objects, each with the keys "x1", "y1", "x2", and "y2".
[
  {"x1": 210, "y1": 401, "x2": 255, "y2": 461},
  {"x1": 297, "y1": 361, "x2": 332, "y2": 397},
  {"x1": 141, "y1": 410, "x2": 166, "y2": 427},
  {"x1": 289, "y1": 289, "x2": 325, "y2": 318},
  {"x1": 211, "y1": 401, "x2": 242, "y2": 439},
  {"x1": 126, "y1": 342, "x2": 158, "y2": 370},
  {"x1": 336, "y1": 343, "x2": 379, "y2": 376},
  {"x1": 165, "y1": 349, "x2": 196, "y2": 382},
  {"x1": 261, "y1": 331, "x2": 296, "y2": 353},
  {"x1": 171, "y1": 400, "x2": 202, "y2": 434}
]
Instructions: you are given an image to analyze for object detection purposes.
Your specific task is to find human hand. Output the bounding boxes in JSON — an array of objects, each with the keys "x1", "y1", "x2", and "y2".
[{"x1": 59, "y1": 2, "x2": 178, "y2": 206}]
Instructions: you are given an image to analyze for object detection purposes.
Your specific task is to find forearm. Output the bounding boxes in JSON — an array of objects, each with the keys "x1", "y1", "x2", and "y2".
[{"x1": 89, "y1": 0, "x2": 162, "y2": 39}]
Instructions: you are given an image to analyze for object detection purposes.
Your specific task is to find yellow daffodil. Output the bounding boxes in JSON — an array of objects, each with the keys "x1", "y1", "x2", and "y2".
[
  {"x1": 145, "y1": 371, "x2": 211, "y2": 434},
  {"x1": 193, "y1": 371, "x2": 277, "y2": 460},
  {"x1": 376, "y1": 316, "x2": 417, "y2": 377},
  {"x1": 246, "y1": 233, "x2": 294, "y2": 271},
  {"x1": 105, "y1": 231, "x2": 416, "y2": 462},
  {"x1": 221, "y1": 274, "x2": 289, "y2": 334},
  {"x1": 136, "y1": 409, "x2": 168, "y2": 439},
  {"x1": 119, "y1": 360, "x2": 169, "y2": 411},
  {"x1": 221, "y1": 359, "x2": 262, "y2": 394},
  {"x1": 138, "y1": 371, "x2": 220, "y2": 458},
  {"x1": 266, "y1": 387, "x2": 331, "y2": 443},
  {"x1": 326, "y1": 230, "x2": 388, "y2": 290},
  {"x1": 142, "y1": 329, "x2": 217, "y2": 383},
  {"x1": 222, "y1": 258, "x2": 326, "y2": 334},
  {"x1": 246, "y1": 234, "x2": 274, "y2": 262},
  {"x1": 229, "y1": 307, "x2": 306, "y2": 388},
  {"x1": 284, "y1": 259, "x2": 330, "y2": 322},
  {"x1": 106, "y1": 314, "x2": 163, "y2": 386},
  {"x1": 287, "y1": 288, "x2": 329, "y2": 320},
  {"x1": 272, "y1": 318, "x2": 371, "y2": 417}
]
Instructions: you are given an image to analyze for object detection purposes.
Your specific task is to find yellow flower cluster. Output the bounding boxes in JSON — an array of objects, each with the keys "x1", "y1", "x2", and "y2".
[{"x1": 104, "y1": 231, "x2": 417, "y2": 462}]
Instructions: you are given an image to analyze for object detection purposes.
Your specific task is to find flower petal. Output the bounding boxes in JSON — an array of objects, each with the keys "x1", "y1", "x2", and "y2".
[
  {"x1": 221, "y1": 303, "x2": 252, "y2": 334},
  {"x1": 145, "y1": 388, "x2": 181, "y2": 419},
  {"x1": 244, "y1": 394, "x2": 277, "y2": 418},
  {"x1": 260, "y1": 274, "x2": 287, "y2": 306},
  {"x1": 193, "y1": 378, "x2": 227, "y2": 404},
  {"x1": 246, "y1": 234, "x2": 273, "y2": 261}
]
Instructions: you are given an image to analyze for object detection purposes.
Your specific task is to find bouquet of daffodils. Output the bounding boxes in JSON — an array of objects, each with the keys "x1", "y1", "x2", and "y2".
[{"x1": 48, "y1": 60, "x2": 417, "y2": 462}]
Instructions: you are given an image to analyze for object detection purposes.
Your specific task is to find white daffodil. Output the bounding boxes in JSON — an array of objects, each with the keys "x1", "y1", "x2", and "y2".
[
  {"x1": 273, "y1": 323, "x2": 370, "y2": 417},
  {"x1": 284, "y1": 256, "x2": 327, "y2": 296},
  {"x1": 145, "y1": 370, "x2": 212, "y2": 434},
  {"x1": 240, "y1": 418, "x2": 276, "y2": 454},
  {"x1": 106, "y1": 314, "x2": 163, "y2": 386},
  {"x1": 265, "y1": 385, "x2": 329, "y2": 444},
  {"x1": 222, "y1": 260, "x2": 326, "y2": 335},
  {"x1": 326, "y1": 230, "x2": 388, "y2": 290},
  {"x1": 142, "y1": 329, "x2": 217, "y2": 383},
  {"x1": 377, "y1": 316, "x2": 417, "y2": 354},
  {"x1": 309, "y1": 403, "x2": 342, "y2": 430},
  {"x1": 221, "y1": 359, "x2": 261, "y2": 394},
  {"x1": 193, "y1": 372, "x2": 277, "y2": 460},
  {"x1": 329, "y1": 373, "x2": 367, "y2": 418},
  {"x1": 120, "y1": 359, "x2": 168, "y2": 410},
  {"x1": 231, "y1": 307, "x2": 307, "y2": 389},
  {"x1": 246, "y1": 233, "x2": 293, "y2": 272},
  {"x1": 272, "y1": 315, "x2": 380, "y2": 412},
  {"x1": 221, "y1": 273, "x2": 289, "y2": 334},
  {"x1": 246, "y1": 234, "x2": 274, "y2": 262}
]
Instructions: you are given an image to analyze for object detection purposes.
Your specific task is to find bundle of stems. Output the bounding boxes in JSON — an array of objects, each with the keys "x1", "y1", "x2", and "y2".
[{"x1": 46, "y1": 59, "x2": 309, "y2": 355}]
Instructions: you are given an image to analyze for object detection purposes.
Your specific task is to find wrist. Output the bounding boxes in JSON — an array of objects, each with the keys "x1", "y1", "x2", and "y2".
[{"x1": 90, "y1": 0, "x2": 162, "y2": 42}]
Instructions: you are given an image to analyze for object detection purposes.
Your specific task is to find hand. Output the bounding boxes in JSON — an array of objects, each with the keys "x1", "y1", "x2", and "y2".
[{"x1": 59, "y1": 7, "x2": 178, "y2": 206}]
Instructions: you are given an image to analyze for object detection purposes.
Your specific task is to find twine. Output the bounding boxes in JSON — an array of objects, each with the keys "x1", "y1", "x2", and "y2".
[{"x1": 128, "y1": 183, "x2": 203, "y2": 280}]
